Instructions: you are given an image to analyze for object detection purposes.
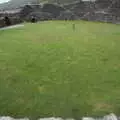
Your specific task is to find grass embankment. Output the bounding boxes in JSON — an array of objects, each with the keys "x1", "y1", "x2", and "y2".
[{"x1": 0, "y1": 21, "x2": 120, "y2": 118}]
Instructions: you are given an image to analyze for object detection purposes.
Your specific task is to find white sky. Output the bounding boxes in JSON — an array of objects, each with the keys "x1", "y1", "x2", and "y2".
[
  {"x1": 0, "y1": 0, "x2": 96, "y2": 4},
  {"x1": 0, "y1": 0, "x2": 10, "y2": 4}
]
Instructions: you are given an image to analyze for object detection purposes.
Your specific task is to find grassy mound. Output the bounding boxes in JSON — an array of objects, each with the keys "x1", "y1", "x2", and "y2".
[{"x1": 0, "y1": 21, "x2": 120, "y2": 118}]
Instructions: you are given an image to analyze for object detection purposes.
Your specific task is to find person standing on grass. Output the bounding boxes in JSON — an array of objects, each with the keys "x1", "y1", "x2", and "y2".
[
  {"x1": 31, "y1": 16, "x2": 36, "y2": 23},
  {"x1": 72, "y1": 23, "x2": 75, "y2": 31},
  {"x1": 4, "y1": 16, "x2": 11, "y2": 26}
]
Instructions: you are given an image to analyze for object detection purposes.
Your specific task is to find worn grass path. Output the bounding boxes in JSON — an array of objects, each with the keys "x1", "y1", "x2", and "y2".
[{"x1": 0, "y1": 21, "x2": 120, "y2": 118}]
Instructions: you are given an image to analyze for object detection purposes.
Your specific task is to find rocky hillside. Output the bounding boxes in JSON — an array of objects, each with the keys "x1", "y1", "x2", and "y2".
[
  {"x1": 0, "y1": 0, "x2": 38, "y2": 10},
  {"x1": 0, "y1": 0, "x2": 120, "y2": 27},
  {"x1": 0, "y1": 0, "x2": 80, "y2": 10},
  {"x1": 0, "y1": 0, "x2": 120, "y2": 10}
]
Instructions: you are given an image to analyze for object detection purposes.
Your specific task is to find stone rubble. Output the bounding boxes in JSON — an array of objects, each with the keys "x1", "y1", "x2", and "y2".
[
  {"x1": 0, "y1": 117, "x2": 29, "y2": 120},
  {"x1": 0, "y1": 113, "x2": 119, "y2": 120},
  {"x1": 103, "y1": 113, "x2": 118, "y2": 120},
  {"x1": 39, "y1": 117, "x2": 64, "y2": 120}
]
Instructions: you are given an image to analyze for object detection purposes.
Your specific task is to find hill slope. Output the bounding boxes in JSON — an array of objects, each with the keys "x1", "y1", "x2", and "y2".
[
  {"x1": 0, "y1": 0, "x2": 79, "y2": 10},
  {"x1": 0, "y1": 0, "x2": 38, "y2": 10}
]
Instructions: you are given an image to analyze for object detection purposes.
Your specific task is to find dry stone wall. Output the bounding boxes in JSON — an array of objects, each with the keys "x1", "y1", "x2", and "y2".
[{"x1": 0, "y1": 0, "x2": 120, "y2": 27}]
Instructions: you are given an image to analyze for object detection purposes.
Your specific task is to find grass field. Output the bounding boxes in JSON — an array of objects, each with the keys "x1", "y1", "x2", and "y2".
[{"x1": 0, "y1": 21, "x2": 120, "y2": 118}]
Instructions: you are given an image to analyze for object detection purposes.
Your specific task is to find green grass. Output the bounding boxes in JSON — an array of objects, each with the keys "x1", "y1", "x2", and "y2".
[{"x1": 0, "y1": 21, "x2": 120, "y2": 118}]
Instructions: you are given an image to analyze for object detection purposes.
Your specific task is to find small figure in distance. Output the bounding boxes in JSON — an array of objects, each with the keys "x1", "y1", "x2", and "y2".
[
  {"x1": 72, "y1": 23, "x2": 75, "y2": 31},
  {"x1": 31, "y1": 16, "x2": 36, "y2": 23},
  {"x1": 4, "y1": 16, "x2": 11, "y2": 26}
]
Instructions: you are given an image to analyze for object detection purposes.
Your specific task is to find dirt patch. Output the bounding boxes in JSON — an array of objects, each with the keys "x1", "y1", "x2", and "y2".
[{"x1": 93, "y1": 102, "x2": 113, "y2": 112}]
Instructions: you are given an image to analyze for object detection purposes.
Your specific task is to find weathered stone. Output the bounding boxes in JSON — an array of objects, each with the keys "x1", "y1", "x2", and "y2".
[
  {"x1": 31, "y1": 16, "x2": 37, "y2": 23},
  {"x1": 4, "y1": 16, "x2": 11, "y2": 26},
  {"x1": 82, "y1": 117, "x2": 95, "y2": 120},
  {"x1": 0, "y1": 115, "x2": 118, "y2": 120},
  {"x1": 65, "y1": 118, "x2": 75, "y2": 120},
  {"x1": 42, "y1": 3, "x2": 65, "y2": 17},
  {"x1": 0, "y1": 17, "x2": 5, "y2": 27},
  {"x1": 20, "y1": 5, "x2": 34, "y2": 19},
  {"x1": 103, "y1": 113, "x2": 118, "y2": 120},
  {"x1": 0, "y1": 117, "x2": 29, "y2": 120},
  {"x1": 38, "y1": 117, "x2": 63, "y2": 120},
  {"x1": 95, "y1": 0, "x2": 112, "y2": 9},
  {"x1": 0, "y1": 0, "x2": 120, "y2": 26},
  {"x1": 26, "y1": 11, "x2": 53, "y2": 21},
  {"x1": 20, "y1": 4, "x2": 42, "y2": 19},
  {"x1": 58, "y1": 10, "x2": 79, "y2": 20}
]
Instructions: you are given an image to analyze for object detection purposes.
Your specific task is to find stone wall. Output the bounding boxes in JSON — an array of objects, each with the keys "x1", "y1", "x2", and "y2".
[
  {"x1": 82, "y1": 11, "x2": 120, "y2": 23},
  {"x1": 42, "y1": 4, "x2": 65, "y2": 17},
  {"x1": 0, "y1": 15, "x2": 22, "y2": 28},
  {"x1": 25, "y1": 11, "x2": 53, "y2": 21},
  {"x1": 58, "y1": 10, "x2": 79, "y2": 20},
  {"x1": 0, "y1": 0, "x2": 120, "y2": 28},
  {"x1": 0, "y1": 17, "x2": 5, "y2": 27},
  {"x1": 20, "y1": 4, "x2": 42, "y2": 19}
]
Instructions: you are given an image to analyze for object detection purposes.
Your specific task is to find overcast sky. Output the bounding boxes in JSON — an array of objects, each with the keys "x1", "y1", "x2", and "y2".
[
  {"x1": 0, "y1": 0, "x2": 10, "y2": 4},
  {"x1": 0, "y1": 0, "x2": 96, "y2": 4}
]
